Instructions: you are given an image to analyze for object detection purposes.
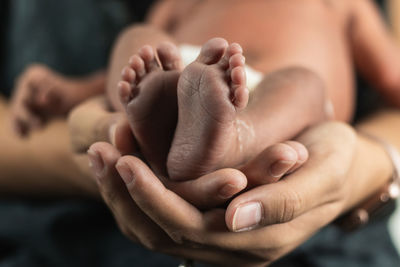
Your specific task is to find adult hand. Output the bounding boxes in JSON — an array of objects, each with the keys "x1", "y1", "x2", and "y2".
[
  {"x1": 10, "y1": 64, "x2": 104, "y2": 137},
  {"x1": 10, "y1": 64, "x2": 55, "y2": 136},
  {"x1": 69, "y1": 96, "x2": 250, "y2": 209},
  {"x1": 88, "y1": 122, "x2": 391, "y2": 266}
]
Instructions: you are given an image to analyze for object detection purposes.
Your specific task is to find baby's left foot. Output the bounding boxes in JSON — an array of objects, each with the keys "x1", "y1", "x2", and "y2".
[
  {"x1": 118, "y1": 42, "x2": 182, "y2": 175},
  {"x1": 167, "y1": 38, "x2": 250, "y2": 180}
]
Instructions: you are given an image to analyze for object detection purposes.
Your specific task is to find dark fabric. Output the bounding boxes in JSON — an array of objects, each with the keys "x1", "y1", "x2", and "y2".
[
  {"x1": 0, "y1": 0, "x2": 399, "y2": 266},
  {"x1": 273, "y1": 215, "x2": 400, "y2": 267},
  {"x1": 0, "y1": 198, "x2": 398, "y2": 267},
  {"x1": 0, "y1": 199, "x2": 180, "y2": 267},
  {"x1": 0, "y1": 0, "x2": 147, "y2": 98}
]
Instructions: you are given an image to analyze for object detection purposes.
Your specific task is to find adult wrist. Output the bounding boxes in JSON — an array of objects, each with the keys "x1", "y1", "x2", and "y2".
[{"x1": 335, "y1": 132, "x2": 400, "y2": 231}]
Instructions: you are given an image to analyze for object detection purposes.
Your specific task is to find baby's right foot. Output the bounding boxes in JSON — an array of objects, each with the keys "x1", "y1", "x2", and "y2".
[
  {"x1": 118, "y1": 42, "x2": 183, "y2": 175},
  {"x1": 167, "y1": 38, "x2": 250, "y2": 181}
]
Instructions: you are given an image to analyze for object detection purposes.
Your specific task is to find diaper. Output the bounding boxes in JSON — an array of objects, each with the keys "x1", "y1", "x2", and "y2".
[{"x1": 179, "y1": 44, "x2": 263, "y2": 91}]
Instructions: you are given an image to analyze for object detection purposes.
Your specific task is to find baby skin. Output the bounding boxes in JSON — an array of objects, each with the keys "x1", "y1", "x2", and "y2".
[
  {"x1": 119, "y1": 38, "x2": 315, "y2": 181},
  {"x1": 112, "y1": 0, "x2": 400, "y2": 181}
]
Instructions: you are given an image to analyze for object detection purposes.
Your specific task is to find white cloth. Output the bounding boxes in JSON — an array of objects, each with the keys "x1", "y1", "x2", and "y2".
[{"x1": 179, "y1": 44, "x2": 263, "y2": 91}]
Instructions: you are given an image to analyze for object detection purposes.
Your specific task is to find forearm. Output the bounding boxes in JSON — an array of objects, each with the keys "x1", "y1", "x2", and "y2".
[
  {"x1": 0, "y1": 97, "x2": 99, "y2": 198},
  {"x1": 341, "y1": 109, "x2": 400, "y2": 211}
]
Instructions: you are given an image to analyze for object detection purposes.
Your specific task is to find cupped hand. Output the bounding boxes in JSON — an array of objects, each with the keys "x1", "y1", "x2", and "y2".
[
  {"x1": 88, "y1": 121, "x2": 368, "y2": 266},
  {"x1": 69, "y1": 95, "x2": 249, "y2": 209},
  {"x1": 68, "y1": 94, "x2": 309, "y2": 209}
]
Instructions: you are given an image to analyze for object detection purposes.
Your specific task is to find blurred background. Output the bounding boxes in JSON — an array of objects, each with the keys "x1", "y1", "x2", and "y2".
[{"x1": 0, "y1": 0, "x2": 400, "y2": 266}]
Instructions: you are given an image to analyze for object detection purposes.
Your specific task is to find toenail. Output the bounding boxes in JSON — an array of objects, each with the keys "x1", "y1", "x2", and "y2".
[
  {"x1": 232, "y1": 202, "x2": 263, "y2": 232},
  {"x1": 87, "y1": 148, "x2": 104, "y2": 179},
  {"x1": 269, "y1": 160, "x2": 295, "y2": 178},
  {"x1": 116, "y1": 162, "x2": 135, "y2": 185}
]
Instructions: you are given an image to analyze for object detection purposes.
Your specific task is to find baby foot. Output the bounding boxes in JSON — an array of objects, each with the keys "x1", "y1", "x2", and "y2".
[
  {"x1": 118, "y1": 42, "x2": 183, "y2": 175},
  {"x1": 167, "y1": 38, "x2": 250, "y2": 181}
]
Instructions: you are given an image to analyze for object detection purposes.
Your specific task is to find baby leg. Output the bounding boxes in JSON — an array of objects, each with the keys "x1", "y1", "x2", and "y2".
[
  {"x1": 239, "y1": 66, "x2": 328, "y2": 163},
  {"x1": 168, "y1": 38, "x2": 327, "y2": 180},
  {"x1": 349, "y1": 0, "x2": 400, "y2": 105}
]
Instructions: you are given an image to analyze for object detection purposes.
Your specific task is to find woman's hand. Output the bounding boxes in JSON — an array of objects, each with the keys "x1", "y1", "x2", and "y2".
[{"x1": 88, "y1": 121, "x2": 392, "y2": 266}]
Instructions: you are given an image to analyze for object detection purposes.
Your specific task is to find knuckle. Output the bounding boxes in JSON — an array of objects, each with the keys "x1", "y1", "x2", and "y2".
[
  {"x1": 141, "y1": 236, "x2": 169, "y2": 252},
  {"x1": 25, "y1": 64, "x2": 45, "y2": 79},
  {"x1": 168, "y1": 229, "x2": 186, "y2": 245},
  {"x1": 99, "y1": 186, "x2": 118, "y2": 208},
  {"x1": 168, "y1": 229, "x2": 203, "y2": 248},
  {"x1": 279, "y1": 189, "x2": 303, "y2": 223}
]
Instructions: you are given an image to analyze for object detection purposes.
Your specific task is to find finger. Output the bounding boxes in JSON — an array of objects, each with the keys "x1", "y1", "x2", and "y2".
[
  {"x1": 241, "y1": 143, "x2": 299, "y2": 186},
  {"x1": 115, "y1": 156, "x2": 250, "y2": 249},
  {"x1": 113, "y1": 150, "x2": 306, "y2": 254},
  {"x1": 87, "y1": 142, "x2": 169, "y2": 246},
  {"x1": 283, "y1": 141, "x2": 308, "y2": 174},
  {"x1": 10, "y1": 81, "x2": 42, "y2": 136},
  {"x1": 164, "y1": 168, "x2": 247, "y2": 210},
  {"x1": 68, "y1": 96, "x2": 137, "y2": 154},
  {"x1": 226, "y1": 163, "x2": 338, "y2": 232},
  {"x1": 89, "y1": 144, "x2": 274, "y2": 264},
  {"x1": 10, "y1": 104, "x2": 43, "y2": 137},
  {"x1": 226, "y1": 123, "x2": 355, "y2": 231},
  {"x1": 34, "y1": 84, "x2": 63, "y2": 115},
  {"x1": 115, "y1": 156, "x2": 204, "y2": 235}
]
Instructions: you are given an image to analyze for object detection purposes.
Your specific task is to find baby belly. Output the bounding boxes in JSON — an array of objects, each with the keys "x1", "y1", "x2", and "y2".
[{"x1": 171, "y1": 0, "x2": 355, "y2": 121}]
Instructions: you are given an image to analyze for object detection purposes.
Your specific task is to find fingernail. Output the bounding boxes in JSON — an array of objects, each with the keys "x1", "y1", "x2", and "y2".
[
  {"x1": 109, "y1": 123, "x2": 117, "y2": 146},
  {"x1": 232, "y1": 202, "x2": 262, "y2": 232},
  {"x1": 87, "y1": 148, "x2": 104, "y2": 178},
  {"x1": 218, "y1": 184, "x2": 238, "y2": 199},
  {"x1": 116, "y1": 162, "x2": 135, "y2": 185},
  {"x1": 296, "y1": 146, "x2": 308, "y2": 164},
  {"x1": 269, "y1": 160, "x2": 295, "y2": 178}
]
